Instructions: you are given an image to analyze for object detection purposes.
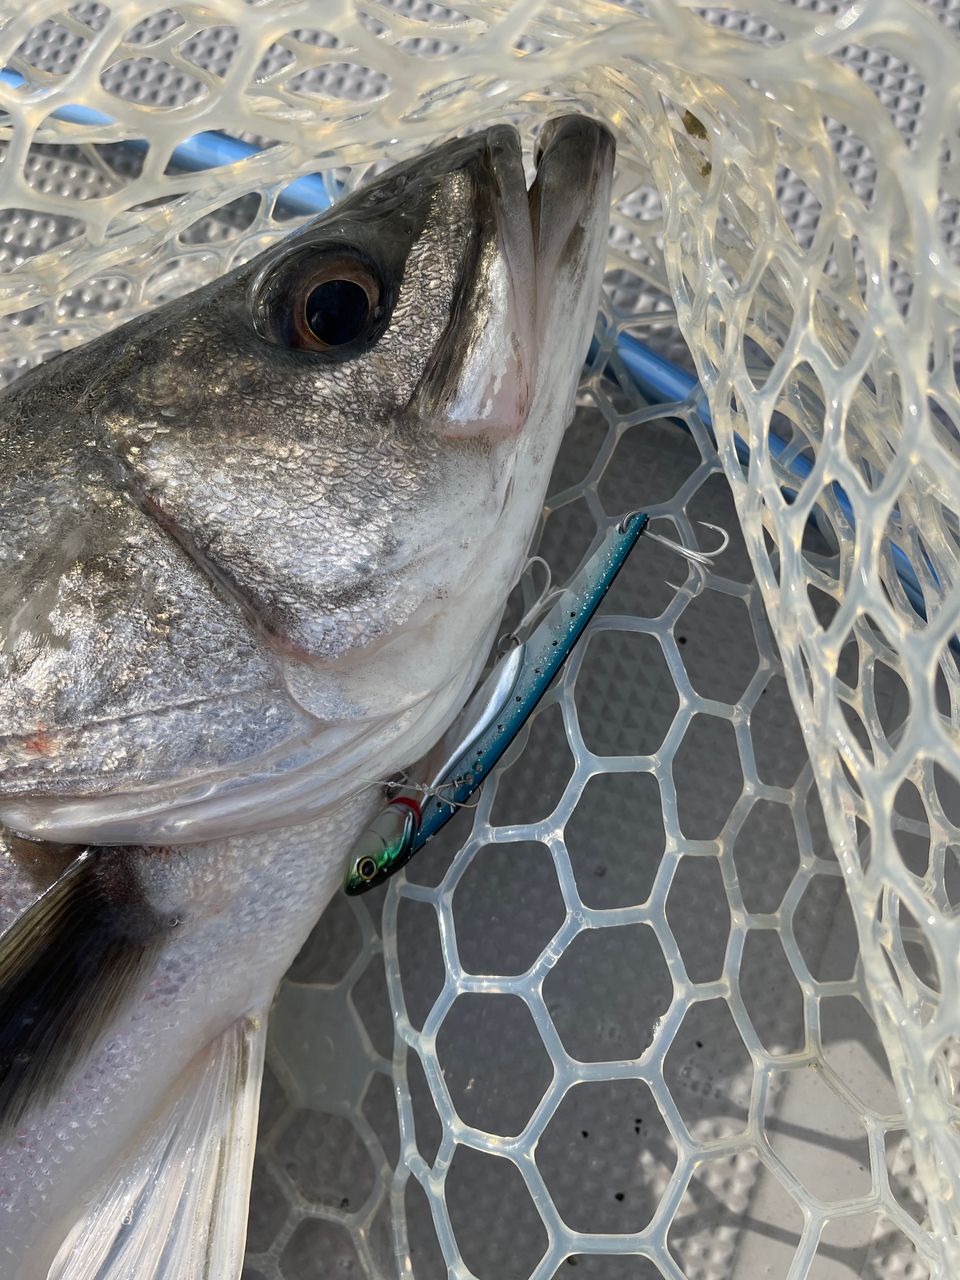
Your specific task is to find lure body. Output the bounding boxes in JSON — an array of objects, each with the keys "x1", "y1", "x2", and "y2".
[{"x1": 344, "y1": 512, "x2": 649, "y2": 893}]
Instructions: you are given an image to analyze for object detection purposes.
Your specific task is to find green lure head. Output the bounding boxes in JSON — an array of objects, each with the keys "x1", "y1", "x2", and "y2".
[{"x1": 343, "y1": 800, "x2": 417, "y2": 895}]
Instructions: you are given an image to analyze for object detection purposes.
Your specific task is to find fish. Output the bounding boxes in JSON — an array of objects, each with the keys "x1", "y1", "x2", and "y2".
[{"x1": 0, "y1": 114, "x2": 614, "y2": 1278}]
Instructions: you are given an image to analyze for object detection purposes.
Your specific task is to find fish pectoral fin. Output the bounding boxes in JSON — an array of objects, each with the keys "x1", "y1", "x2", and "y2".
[
  {"x1": 0, "y1": 847, "x2": 167, "y2": 1133},
  {"x1": 47, "y1": 1009, "x2": 269, "y2": 1280}
]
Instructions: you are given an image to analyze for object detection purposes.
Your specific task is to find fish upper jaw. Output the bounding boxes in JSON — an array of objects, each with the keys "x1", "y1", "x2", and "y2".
[{"x1": 455, "y1": 115, "x2": 616, "y2": 578}]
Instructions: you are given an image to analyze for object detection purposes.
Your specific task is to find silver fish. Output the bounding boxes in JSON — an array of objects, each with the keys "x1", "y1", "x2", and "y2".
[{"x1": 0, "y1": 116, "x2": 613, "y2": 1279}]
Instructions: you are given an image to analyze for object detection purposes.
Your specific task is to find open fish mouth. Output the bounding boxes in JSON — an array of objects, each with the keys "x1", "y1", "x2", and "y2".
[{"x1": 0, "y1": 116, "x2": 615, "y2": 846}]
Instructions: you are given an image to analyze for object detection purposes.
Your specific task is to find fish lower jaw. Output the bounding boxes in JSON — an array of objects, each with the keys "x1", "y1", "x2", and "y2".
[{"x1": 0, "y1": 750, "x2": 373, "y2": 848}]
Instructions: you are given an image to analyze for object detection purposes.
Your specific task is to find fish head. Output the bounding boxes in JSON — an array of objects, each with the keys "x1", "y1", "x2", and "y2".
[{"x1": 0, "y1": 117, "x2": 614, "y2": 844}]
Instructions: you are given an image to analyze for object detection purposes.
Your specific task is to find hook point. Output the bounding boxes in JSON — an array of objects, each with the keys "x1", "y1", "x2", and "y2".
[{"x1": 696, "y1": 521, "x2": 731, "y2": 556}]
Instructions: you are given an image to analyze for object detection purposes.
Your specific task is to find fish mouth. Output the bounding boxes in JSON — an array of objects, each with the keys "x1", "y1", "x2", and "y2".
[
  {"x1": 416, "y1": 115, "x2": 614, "y2": 440},
  {"x1": 487, "y1": 113, "x2": 615, "y2": 327}
]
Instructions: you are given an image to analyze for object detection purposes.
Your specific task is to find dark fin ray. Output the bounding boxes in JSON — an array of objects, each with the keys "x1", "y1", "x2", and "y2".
[
  {"x1": 47, "y1": 1011, "x2": 268, "y2": 1280},
  {"x1": 0, "y1": 847, "x2": 168, "y2": 1133},
  {"x1": 7, "y1": 833, "x2": 79, "y2": 893}
]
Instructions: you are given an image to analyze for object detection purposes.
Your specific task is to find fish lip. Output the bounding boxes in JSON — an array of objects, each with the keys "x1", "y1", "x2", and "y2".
[
  {"x1": 534, "y1": 114, "x2": 616, "y2": 177},
  {"x1": 483, "y1": 114, "x2": 616, "y2": 265},
  {"x1": 526, "y1": 114, "x2": 616, "y2": 334},
  {"x1": 485, "y1": 123, "x2": 536, "y2": 301}
]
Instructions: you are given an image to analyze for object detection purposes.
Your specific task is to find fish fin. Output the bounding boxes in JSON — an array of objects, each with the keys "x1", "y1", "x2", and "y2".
[
  {"x1": 0, "y1": 848, "x2": 166, "y2": 1133},
  {"x1": 47, "y1": 1009, "x2": 269, "y2": 1280}
]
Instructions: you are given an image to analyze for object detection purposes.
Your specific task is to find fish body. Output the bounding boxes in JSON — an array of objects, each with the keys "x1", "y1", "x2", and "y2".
[{"x1": 0, "y1": 117, "x2": 613, "y2": 1277}]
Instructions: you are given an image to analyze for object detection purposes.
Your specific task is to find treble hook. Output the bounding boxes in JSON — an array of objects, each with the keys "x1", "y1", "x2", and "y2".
[
  {"x1": 496, "y1": 555, "x2": 564, "y2": 653},
  {"x1": 633, "y1": 519, "x2": 730, "y2": 591},
  {"x1": 650, "y1": 519, "x2": 729, "y2": 563}
]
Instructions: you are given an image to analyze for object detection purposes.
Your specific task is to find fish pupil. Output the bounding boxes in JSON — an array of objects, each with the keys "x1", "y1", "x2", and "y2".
[{"x1": 305, "y1": 279, "x2": 371, "y2": 346}]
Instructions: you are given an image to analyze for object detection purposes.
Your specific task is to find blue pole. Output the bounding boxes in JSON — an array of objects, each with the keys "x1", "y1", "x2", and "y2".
[{"x1": 0, "y1": 67, "x2": 332, "y2": 215}]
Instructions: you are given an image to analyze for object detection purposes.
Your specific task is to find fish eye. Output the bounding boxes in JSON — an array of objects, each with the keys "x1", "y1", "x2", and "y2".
[
  {"x1": 295, "y1": 257, "x2": 381, "y2": 351},
  {"x1": 357, "y1": 856, "x2": 378, "y2": 882},
  {"x1": 252, "y1": 247, "x2": 384, "y2": 357},
  {"x1": 303, "y1": 277, "x2": 372, "y2": 347}
]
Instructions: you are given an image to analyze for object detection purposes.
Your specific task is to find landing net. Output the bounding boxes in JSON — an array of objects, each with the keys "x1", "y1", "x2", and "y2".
[{"x1": 2, "y1": 2, "x2": 958, "y2": 1277}]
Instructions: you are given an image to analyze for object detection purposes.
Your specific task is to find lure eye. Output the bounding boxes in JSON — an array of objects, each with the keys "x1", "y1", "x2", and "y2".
[
  {"x1": 253, "y1": 247, "x2": 384, "y2": 357},
  {"x1": 356, "y1": 856, "x2": 378, "y2": 883}
]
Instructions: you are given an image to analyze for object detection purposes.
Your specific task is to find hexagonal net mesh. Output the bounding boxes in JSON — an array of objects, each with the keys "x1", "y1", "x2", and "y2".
[{"x1": 2, "y1": 1, "x2": 959, "y2": 1277}]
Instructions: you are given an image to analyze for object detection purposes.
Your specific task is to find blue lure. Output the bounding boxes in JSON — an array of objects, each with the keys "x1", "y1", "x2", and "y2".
[{"x1": 343, "y1": 512, "x2": 654, "y2": 895}]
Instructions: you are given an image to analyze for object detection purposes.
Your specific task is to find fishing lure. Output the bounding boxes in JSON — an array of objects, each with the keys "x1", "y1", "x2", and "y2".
[{"x1": 343, "y1": 512, "x2": 727, "y2": 894}]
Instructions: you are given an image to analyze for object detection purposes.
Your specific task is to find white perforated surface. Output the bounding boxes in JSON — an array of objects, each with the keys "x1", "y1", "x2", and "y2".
[{"x1": 1, "y1": 3, "x2": 958, "y2": 1278}]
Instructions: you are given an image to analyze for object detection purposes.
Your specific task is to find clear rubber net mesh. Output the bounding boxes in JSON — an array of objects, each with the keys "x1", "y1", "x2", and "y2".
[{"x1": 2, "y1": 2, "x2": 959, "y2": 1277}]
